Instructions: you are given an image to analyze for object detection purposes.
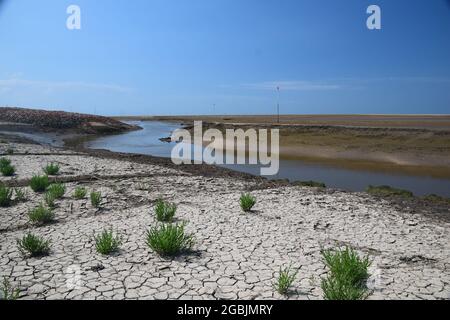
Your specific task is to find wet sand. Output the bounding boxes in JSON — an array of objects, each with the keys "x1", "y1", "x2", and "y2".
[{"x1": 117, "y1": 115, "x2": 450, "y2": 179}]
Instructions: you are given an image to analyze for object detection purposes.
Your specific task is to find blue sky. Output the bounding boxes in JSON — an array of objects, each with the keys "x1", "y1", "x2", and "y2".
[{"x1": 0, "y1": 0, "x2": 449, "y2": 116}]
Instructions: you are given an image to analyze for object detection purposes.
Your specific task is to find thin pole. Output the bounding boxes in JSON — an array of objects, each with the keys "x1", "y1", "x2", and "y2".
[{"x1": 277, "y1": 86, "x2": 280, "y2": 124}]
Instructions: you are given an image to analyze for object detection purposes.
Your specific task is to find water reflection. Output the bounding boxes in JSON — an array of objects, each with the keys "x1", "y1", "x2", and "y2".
[{"x1": 86, "y1": 121, "x2": 450, "y2": 197}]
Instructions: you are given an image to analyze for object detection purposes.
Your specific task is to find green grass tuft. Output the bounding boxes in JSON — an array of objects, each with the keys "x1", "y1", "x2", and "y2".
[
  {"x1": 73, "y1": 187, "x2": 87, "y2": 199},
  {"x1": 321, "y1": 247, "x2": 372, "y2": 300},
  {"x1": 146, "y1": 223, "x2": 194, "y2": 257},
  {"x1": 0, "y1": 184, "x2": 13, "y2": 207},
  {"x1": 44, "y1": 192, "x2": 56, "y2": 208},
  {"x1": 0, "y1": 164, "x2": 15, "y2": 177},
  {"x1": 154, "y1": 199, "x2": 177, "y2": 222},
  {"x1": 95, "y1": 229, "x2": 122, "y2": 255},
  {"x1": 0, "y1": 158, "x2": 11, "y2": 168},
  {"x1": 44, "y1": 183, "x2": 65, "y2": 209},
  {"x1": 240, "y1": 193, "x2": 256, "y2": 212},
  {"x1": 17, "y1": 233, "x2": 51, "y2": 257},
  {"x1": 47, "y1": 183, "x2": 65, "y2": 199},
  {"x1": 322, "y1": 247, "x2": 371, "y2": 284},
  {"x1": 29, "y1": 175, "x2": 50, "y2": 193},
  {"x1": 366, "y1": 185, "x2": 413, "y2": 198},
  {"x1": 0, "y1": 158, "x2": 15, "y2": 177},
  {"x1": 43, "y1": 163, "x2": 60, "y2": 176},
  {"x1": 273, "y1": 264, "x2": 298, "y2": 295},
  {"x1": 90, "y1": 191, "x2": 102, "y2": 208},
  {"x1": 0, "y1": 277, "x2": 20, "y2": 300},
  {"x1": 321, "y1": 276, "x2": 371, "y2": 300},
  {"x1": 28, "y1": 204, "x2": 55, "y2": 224}
]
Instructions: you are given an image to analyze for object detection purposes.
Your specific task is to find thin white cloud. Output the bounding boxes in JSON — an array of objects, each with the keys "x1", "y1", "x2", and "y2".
[
  {"x1": 236, "y1": 76, "x2": 450, "y2": 92},
  {"x1": 241, "y1": 81, "x2": 341, "y2": 91},
  {"x1": 335, "y1": 76, "x2": 450, "y2": 84},
  {"x1": 0, "y1": 78, "x2": 134, "y2": 93},
  {"x1": 383, "y1": 76, "x2": 450, "y2": 84}
]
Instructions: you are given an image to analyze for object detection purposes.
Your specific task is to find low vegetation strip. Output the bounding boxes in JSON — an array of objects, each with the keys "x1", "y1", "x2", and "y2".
[
  {"x1": 366, "y1": 185, "x2": 414, "y2": 198},
  {"x1": 295, "y1": 180, "x2": 326, "y2": 188}
]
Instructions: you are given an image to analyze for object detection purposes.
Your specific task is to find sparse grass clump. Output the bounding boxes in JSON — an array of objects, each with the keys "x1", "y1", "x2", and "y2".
[
  {"x1": 17, "y1": 233, "x2": 50, "y2": 257},
  {"x1": 43, "y1": 163, "x2": 60, "y2": 176},
  {"x1": 296, "y1": 180, "x2": 326, "y2": 188},
  {"x1": 322, "y1": 247, "x2": 371, "y2": 284},
  {"x1": 90, "y1": 191, "x2": 102, "y2": 208},
  {"x1": 44, "y1": 192, "x2": 56, "y2": 208},
  {"x1": 321, "y1": 247, "x2": 372, "y2": 300},
  {"x1": 274, "y1": 265, "x2": 298, "y2": 295},
  {"x1": 0, "y1": 277, "x2": 20, "y2": 300},
  {"x1": 14, "y1": 188, "x2": 27, "y2": 202},
  {"x1": 28, "y1": 204, "x2": 55, "y2": 224},
  {"x1": 73, "y1": 187, "x2": 87, "y2": 199},
  {"x1": 0, "y1": 184, "x2": 13, "y2": 207},
  {"x1": 47, "y1": 183, "x2": 65, "y2": 199},
  {"x1": 0, "y1": 158, "x2": 11, "y2": 168},
  {"x1": 240, "y1": 193, "x2": 256, "y2": 212},
  {"x1": 146, "y1": 223, "x2": 194, "y2": 257},
  {"x1": 0, "y1": 158, "x2": 15, "y2": 177},
  {"x1": 321, "y1": 276, "x2": 370, "y2": 300},
  {"x1": 6, "y1": 148, "x2": 14, "y2": 155},
  {"x1": 95, "y1": 230, "x2": 122, "y2": 255},
  {"x1": 30, "y1": 175, "x2": 50, "y2": 193},
  {"x1": 44, "y1": 183, "x2": 65, "y2": 208},
  {"x1": 0, "y1": 164, "x2": 15, "y2": 177},
  {"x1": 154, "y1": 199, "x2": 177, "y2": 222},
  {"x1": 366, "y1": 185, "x2": 413, "y2": 198}
]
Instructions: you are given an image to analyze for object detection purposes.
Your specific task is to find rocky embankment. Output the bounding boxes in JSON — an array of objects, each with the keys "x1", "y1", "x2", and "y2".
[{"x1": 0, "y1": 107, "x2": 139, "y2": 134}]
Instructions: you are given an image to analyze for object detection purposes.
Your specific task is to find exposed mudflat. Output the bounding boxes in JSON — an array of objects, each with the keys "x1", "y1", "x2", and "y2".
[
  {"x1": 122, "y1": 114, "x2": 450, "y2": 130},
  {"x1": 0, "y1": 140, "x2": 449, "y2": 300},
  {"x1": 116, "y1": 115, "x2": 450, "y2": 179},
  {"x1": 177, "y1": 121, "x2": 450, "y2": 179}
]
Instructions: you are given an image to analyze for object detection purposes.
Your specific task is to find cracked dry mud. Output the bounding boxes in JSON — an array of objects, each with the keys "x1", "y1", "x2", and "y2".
[{"x1": 0, "y1": 142, "x2": 449, "y2": 300}]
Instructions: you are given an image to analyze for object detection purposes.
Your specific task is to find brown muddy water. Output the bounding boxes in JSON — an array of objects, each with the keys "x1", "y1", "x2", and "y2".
[{"x1": 85, "y1": 121, "x2": 450, "y2": 197}]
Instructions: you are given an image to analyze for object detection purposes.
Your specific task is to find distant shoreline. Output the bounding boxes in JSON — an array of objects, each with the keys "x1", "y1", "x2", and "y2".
[
  {"x1": 1, "y1": 109, "x2": 449, "y2": 180},
  {"x1": 114, "y1": 114, "x2": 450, "y2": 131},
  {"x1": 112, "y1": 116, "x2": 450, "y2": 179}
]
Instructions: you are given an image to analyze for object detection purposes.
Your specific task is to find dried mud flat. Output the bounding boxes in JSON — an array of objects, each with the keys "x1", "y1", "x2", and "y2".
[{"x1": 0, "y1": 140, "x2": 449, "y2": 300}]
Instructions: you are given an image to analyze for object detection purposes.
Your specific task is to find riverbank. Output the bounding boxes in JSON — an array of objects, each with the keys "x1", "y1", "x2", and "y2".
[
  {"x1": 117, "y1": 115, "x2": 450, "y2": 180},
  {"x1": 0, "y1": 134, "x2": 449, "y2": 300},
  {"x1": 118, "y1": 114, "x2": 450, "y2": 130},
  {"x1": 2, "y1": 110, "x2": 450, "y2": 197}
]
